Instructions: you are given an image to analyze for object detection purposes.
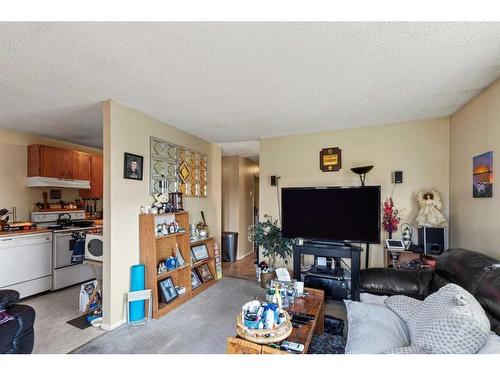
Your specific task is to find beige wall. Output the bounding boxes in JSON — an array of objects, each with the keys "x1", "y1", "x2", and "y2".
[
  {"x1": 449, "y1": 79, "x2": 500, "y2": 259},
  {"x1": 259, "y1": 118, "x2": 450, "y2": 268},
  {"x1": 238, "y1": 157, "x2": 259, "y2": 259},
  {"x1": 221, "y1": 155, "x2": 259, "y2": 259},
  {"x1": 102, "y1": 100, "x2": 222, "y2": 328},
  {"x1": 221, "y1": 156, "x2": 239, "y2": 234},
  {"x1": 0, "y1": 128, "x2": 102, "y2": 222}
]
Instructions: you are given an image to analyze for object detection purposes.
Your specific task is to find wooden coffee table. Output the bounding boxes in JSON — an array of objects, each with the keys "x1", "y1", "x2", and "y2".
[{"x1": 227, "y1": 287, "x2": 325, "y2": 354}]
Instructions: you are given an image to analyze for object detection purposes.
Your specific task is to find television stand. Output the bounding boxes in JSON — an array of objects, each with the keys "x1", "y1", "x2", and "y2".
[
  {"x1": 303, "y1": 240, "x2": 349, "y2": 247},
  {"x1": 293, "y1": 243, "x2": 362, "y2": 301}
]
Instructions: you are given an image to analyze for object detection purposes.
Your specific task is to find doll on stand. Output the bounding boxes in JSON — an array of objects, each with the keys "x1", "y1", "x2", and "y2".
[{"x1": 415, "y1": 189, "x2": 447, "y2": 227}]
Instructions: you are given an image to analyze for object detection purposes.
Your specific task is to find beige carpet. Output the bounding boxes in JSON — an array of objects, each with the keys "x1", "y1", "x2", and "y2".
[
  {"x1": 72, "y1": 277, "x2": 347, "y2": 354},
  {"x1": 22, "y1": 285, "x2": 105, "y2": 354},
  {"x1": 21, "y1": 278, "x2": 347, "y2": 354}
]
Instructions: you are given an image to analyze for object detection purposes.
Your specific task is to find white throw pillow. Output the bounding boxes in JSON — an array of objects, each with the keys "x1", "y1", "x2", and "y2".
[
  {"x1": 477, "y1": 332, "x2": 500, "y2": 354},
  {"x1": 385, "y1": 283, "x2": 491, "y2": 354},
  {"x1": 344, "y1": 300, "x2": 410, "y2": 354},
  {"x1": 360, "y1": 293, "x2": 388, "y2": 306}
]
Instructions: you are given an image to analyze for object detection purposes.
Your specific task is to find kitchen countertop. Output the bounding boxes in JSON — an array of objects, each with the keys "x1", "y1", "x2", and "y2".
[{"x1": 0, "y1": 229, "x2": 52, "y2": 238}]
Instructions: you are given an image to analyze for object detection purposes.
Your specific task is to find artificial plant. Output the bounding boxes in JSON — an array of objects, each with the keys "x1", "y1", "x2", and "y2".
[{"x1": 248, "y1": 216, "x2": 294, "y2": 269}]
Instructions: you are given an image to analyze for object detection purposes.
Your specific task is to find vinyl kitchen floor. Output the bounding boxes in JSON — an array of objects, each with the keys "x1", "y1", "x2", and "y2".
[{"x1": 22, "y1": 285, "x2": 105, "y2": 354}]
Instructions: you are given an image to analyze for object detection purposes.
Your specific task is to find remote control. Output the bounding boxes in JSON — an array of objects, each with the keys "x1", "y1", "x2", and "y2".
[
  {"x1": 281, "y1": 340, "x2": 304, "y2": 353},
  {"x1": 292, "y1": 312, "x2": 314, "y2": 319},
  {"x1": 290, "y1": 314, "x2": 310, "y2": 324}
]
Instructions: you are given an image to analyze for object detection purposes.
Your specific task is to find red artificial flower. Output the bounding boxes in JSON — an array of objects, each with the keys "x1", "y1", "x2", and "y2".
[{"x1": 382, "y1": 198, "x2": 401, "y2": 234}]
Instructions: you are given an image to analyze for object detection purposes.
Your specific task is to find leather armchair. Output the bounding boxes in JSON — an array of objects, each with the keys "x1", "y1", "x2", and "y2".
[
  {"x1": 0, "y1": 290, "x2": 36, "y2": 354},
  {"x1": 360, "y1": 248, "x2": 500, "y2": 335}
]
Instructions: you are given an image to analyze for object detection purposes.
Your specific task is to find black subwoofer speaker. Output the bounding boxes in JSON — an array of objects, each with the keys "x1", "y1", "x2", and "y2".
[
  {"x1": 304, "y1": 273, "x2": 348, "y2": 300},
  {"x1": 418, "y1": 227, "x2": 446, "y2": 256}
]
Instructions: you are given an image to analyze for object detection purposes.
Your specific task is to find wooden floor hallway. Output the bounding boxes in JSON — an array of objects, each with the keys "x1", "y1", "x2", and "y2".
[{"x1": 221, "y1": 252, "x2": 256, "y2": 281}]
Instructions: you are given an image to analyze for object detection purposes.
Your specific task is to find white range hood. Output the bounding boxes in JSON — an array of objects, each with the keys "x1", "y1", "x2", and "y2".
[{"x1": 27, "y1": 176, "x2": 90, "y2": 189}]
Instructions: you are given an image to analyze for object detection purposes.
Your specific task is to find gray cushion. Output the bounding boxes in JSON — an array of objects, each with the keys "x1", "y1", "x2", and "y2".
[
  {"x1": 477, "y1": 332, "x2": 500, "y2": 354},
  {"x1": 359, "y1": 292, "x2": 388, "y2": 306},
  {"x1": 344, "y1": 300, "x2": 410, "y2": 354},
  {"x1": 385, "y1": 283, "x2": 490, "y2": 354}
]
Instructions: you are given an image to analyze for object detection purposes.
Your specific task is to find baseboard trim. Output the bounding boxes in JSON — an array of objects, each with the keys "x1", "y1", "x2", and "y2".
[
  {"x1": 101, "y1": 319, "x2": 126, "y2": 331},
  {"x1": 237, "y1": 250, "x2": 254, "y2": 260}
]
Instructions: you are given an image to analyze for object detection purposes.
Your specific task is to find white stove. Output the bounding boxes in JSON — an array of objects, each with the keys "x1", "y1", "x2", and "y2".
[
  {"x1": 31, "y1": 210, "x2": 86, "y2": 228},
  {"x1": 31, "y1": 210, "x2": 101, "y2": 290}
]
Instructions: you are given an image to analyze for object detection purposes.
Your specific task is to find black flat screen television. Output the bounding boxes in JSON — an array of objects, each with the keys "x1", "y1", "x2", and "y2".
[{"x1": 281, "y1": 186, "x2": 381, "y2": 244}]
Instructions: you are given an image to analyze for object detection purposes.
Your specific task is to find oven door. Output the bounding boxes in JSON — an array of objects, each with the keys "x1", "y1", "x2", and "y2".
[{"x1": 53, "y1": 232, "x2": 78, "y2": 269}]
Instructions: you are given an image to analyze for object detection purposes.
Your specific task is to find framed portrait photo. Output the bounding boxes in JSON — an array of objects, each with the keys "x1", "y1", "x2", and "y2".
[
  {"x1": 124, "y1": 152, "x2": 144, "y2": 180},
  {"x1": 191, "y1": 244, "x2": 209, "y2": 262},
  {"x1": 159, "y1": 277, "x2": 178, "y2": 304},
  {"x1": 191, "y1": 270, "x2": 202, "y2": 289},
  {"x1": 196, "y1": 264, "x2": 213, "y2": 283}
]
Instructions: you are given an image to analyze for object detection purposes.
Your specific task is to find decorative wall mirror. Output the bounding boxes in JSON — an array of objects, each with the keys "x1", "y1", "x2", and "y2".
[{"x1": 150, "y1": 137, "x2": 207, "y2": 197}]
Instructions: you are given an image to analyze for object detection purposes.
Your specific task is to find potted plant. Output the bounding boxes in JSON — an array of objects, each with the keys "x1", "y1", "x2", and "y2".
[{"x1": 249, "y1": 217, "x2": 294, "y2": 287}]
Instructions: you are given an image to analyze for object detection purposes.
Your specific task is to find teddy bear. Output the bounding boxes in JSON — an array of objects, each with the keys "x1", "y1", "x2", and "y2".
[
  {"x1": 153, "y1": 192, "x2": 169, "y2": 208},
  {"x1": 415, "y1": 189, "x2": 447, "y2": 227}
]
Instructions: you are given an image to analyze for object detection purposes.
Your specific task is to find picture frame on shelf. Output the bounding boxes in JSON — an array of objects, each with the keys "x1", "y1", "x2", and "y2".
[
  {"x1": 191, "y1": 270, "x2": 202, "y2": 289},
  {"x1": 191, "y1": 243, "x2": 209, "y2": 262},
  {"x1": 196, "y1": 263, "x2": 213, "y2": 283},
  {"x1": 159, "y1": 277, "x2": 178, "y2": 304}
]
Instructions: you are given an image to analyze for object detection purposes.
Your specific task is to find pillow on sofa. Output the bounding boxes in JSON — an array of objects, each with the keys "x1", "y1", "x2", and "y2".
[
  {"x1": 477, "y1": 332, "x2": 500, "y2": 354},
  {"x1": 360, "y1": 293, "x2": 388, "y2": 306},
  {"x1": 385, "y1": 283, "x2": 490, "y2": 354},
  {"x1": 344, "y1": 300, "x2": 410, "y2": 354}
]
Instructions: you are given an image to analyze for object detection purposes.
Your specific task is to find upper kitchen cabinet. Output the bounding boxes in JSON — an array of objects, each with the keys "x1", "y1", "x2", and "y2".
[
  {"x1": 28, "y1": 144, "x2": 91, "y2": 180},
  {"x1": 79, "y1": 155, "x2": 103, "y2": 198}
]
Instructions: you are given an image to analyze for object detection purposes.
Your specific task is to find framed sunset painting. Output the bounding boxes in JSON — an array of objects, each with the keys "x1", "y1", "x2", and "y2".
[{"x1": 473, "y1": 151, "x2": 493, "y2": 198}]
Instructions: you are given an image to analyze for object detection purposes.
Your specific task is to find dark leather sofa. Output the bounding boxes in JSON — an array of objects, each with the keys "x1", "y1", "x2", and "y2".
[
  {"x1": 0, "y1": 290, "x2": 36, "y2": 354},
  {"x1": 360, "y1": 248, "x2": 500, "y2": 335}
]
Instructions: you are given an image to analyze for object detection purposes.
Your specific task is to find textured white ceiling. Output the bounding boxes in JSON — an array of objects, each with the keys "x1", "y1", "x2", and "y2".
[
  {"x1": 219, "y1": 141, "x2": 260, "y2": 163},
  {"x1": 1, "y1": 22, "x2": 500, "y2": 157}
]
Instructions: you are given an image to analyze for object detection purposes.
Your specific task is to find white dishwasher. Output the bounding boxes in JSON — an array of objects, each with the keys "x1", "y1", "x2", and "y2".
[{"x1": 0, "y1": 232, "x2": 53, "y2": 298}]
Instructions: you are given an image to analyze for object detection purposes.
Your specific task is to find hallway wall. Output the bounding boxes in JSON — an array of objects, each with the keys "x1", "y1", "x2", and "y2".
[{"x1": 221, "y1": 155, "x2": 259, "y2": 259}]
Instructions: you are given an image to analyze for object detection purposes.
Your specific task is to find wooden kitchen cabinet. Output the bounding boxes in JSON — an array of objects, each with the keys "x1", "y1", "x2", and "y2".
[
  {"x1": 79, "y1": 154, "x2": 103, "y2": 198},
  {"x1": 28, "y1": 144, "x2": 91, "y2": 180},
  {"x1": 71, "y1": 151, "x2": 91, "y2": 180}
]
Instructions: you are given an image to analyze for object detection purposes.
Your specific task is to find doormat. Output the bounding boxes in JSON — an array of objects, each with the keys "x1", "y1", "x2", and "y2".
[
  {"x1": 308, "y1": 315, "x2": 346, "y2": 354},
  {"x1": 67, "y1": 315, "x2": 91, "y2": 330}
]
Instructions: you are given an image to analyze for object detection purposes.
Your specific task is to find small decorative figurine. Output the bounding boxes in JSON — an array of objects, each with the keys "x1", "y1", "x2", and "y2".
[
  {"x1": 190, "y1": 224, "x2": 197, "y2": 240},
  {"x1": 158, "y1": 261, "x2": 167, "y2": 274},
  {"x1": 165, "y1": 256, "x2": 178, "y2": 271},
  {"x1": 153, "y1": 193, "x2": 169, "y2": 210},
  {"x1": 402, "y1": 224, "x2": 413, "y2": 250},
  {"x1": 161, "y1": 223, "x2": 169, "y2": 236}
]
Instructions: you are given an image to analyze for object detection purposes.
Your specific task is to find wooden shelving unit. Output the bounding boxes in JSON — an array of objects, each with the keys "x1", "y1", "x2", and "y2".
[
  {"x1": 190, "y1": 236, "x2": 217, "y2": 298},
  {"x1": 139, "y1": 211, "x2": 217, "y2": 319}
]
